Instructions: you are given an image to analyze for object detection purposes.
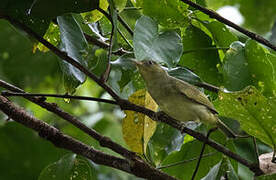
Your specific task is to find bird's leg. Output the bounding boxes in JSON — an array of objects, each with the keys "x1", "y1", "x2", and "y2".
[{"x1": 191, "y1": 127, "x2": 218, "y2": 180}]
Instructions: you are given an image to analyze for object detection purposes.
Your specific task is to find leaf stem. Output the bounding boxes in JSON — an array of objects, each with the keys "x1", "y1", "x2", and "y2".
[{"x1": 1, "y1": 91, "x2": 118, "y2": 105}]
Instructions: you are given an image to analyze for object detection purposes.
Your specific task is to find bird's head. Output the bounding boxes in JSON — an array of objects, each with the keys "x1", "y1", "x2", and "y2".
[{"x1": 132, "y1": 60, "x2": 166, "y2": 79}]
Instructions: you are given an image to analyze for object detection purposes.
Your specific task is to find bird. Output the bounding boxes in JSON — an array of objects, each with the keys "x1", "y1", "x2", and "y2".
[{"x1": 133, "y1": 59, "x2": 235, "y2": 138}]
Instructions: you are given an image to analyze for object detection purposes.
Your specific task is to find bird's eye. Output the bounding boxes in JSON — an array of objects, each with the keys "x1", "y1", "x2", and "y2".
[{"x1": 148, "y1": 61, "x2": 153, "y2": 65}]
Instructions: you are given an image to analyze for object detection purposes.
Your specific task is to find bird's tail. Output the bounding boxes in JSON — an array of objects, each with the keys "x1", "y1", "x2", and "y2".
[{"x1": 216, "y1": 119, "x2": 236, "y2": 138}]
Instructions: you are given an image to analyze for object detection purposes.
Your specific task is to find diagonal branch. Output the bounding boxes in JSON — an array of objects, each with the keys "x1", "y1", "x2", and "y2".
[
  {"x1": 180, "y1": 0, "x2": 276, "y2": 52},
  {"x1": 0, "y1": 95, "x2": 177, "y2": 180},
  {"x1": 0, "y1": 79, "x2": 134, "y2": 160}
]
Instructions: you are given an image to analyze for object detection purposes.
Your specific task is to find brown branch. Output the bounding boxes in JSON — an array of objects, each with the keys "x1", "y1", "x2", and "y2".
[
  {"x1": 0, "y1": 95, "x2": 177, "y2": 180},
  {"x1": 0, "y1": 79, "x2": 134, "y2": 160},
  {"x1": 180, "y1": 0, "x2": 276, "y2": 52}
]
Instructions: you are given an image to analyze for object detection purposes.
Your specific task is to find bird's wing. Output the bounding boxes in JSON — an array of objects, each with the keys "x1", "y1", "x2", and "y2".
[{"x1": 173, "y1": 77, "x2": 218, "y2": 114}]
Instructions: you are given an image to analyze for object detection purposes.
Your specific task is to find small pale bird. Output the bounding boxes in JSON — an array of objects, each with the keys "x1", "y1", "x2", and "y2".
[{"x1": 134, "y1": 60, "x2": 235, "y2": 138}]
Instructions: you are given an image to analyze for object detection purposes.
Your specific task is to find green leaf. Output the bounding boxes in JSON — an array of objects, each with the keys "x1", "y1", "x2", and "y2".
[
  {"x1": 222, "y1": 41, "x2": 253, "y2": 91},
  {"x1": 203, "y1": 21, "x2": 238, "y2": 48},
  {"x1": 168, "y1": 67, "x2": 203, "y2": 86},
  {"x1": 57, "y1": 14, "x2": 89, "y2": 94},
  {"x1": 133, "y1": 16, "x2": 183, "y2": 67},
  {"x1": 0, "y1": 122, "x2": 66, "y2": 180},
  {"x1": 214, "y1": 86, "x2": 276, "y2": 148},
  {"x1": 142, "y1": 0, "x2": 190, "y2": 28},
  {"x1": 89, "y1": 48, "x2": 109, "y2": 77},
  {"x1": 147, "y1": 123, "x2": 185, "y2": 166},
  {"x1": 39, "y1": 154, "x2": 97, "y2": 180},
  {"x1": 179, "y1": 25, "x2": 222, "y2": 85},
  {"x1": 201, "y1": 158, "x2": 238, "y2": 180},
  {"x1": 245, "y1": 40, "x2": 276, "y2": 97},
  {"x1": 257, "y1": 173, "x2": 276, "y2": 180},
  {"x1": 114, "y1": 0, "x2": 128, "y2": 12}
]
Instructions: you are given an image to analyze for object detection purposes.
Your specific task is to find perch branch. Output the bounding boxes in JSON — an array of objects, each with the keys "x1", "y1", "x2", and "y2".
[{"x1": 0, "y1": 95, "x2": 177, "y2": 180}]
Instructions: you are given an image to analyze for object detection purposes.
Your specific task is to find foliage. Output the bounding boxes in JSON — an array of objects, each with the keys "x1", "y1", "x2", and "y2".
[{"x1": 1, "y1": 0, "x2": 276, "y2": 179}]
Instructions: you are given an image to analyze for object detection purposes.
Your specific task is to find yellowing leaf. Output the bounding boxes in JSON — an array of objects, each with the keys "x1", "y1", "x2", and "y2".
[{"x1": 122, "y1": 89, "x2": 158, "y2": 154}]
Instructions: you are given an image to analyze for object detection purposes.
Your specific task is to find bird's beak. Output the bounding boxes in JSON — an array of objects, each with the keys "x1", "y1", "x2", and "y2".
[{"x1": 130, "y1": 59, "x2": 143, "y2": 66}]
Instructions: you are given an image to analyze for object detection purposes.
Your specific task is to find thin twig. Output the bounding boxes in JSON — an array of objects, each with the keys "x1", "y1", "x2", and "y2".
[
  {"x1": 1, "y1": 91, "x2": 118, "y2": 105},
  {"x1": 123, "y1": 7, "x2": 142, "y2": 11},
  {"x1": 191, "y1": 127, "x2": 218, "y2": 180},
  {"x1": 118, "y1": 28, "x2": 133, "y2": 48},
  {"x1": 117, "y1": 14, "x2": 134, "y2": 36},
  {"x1": 98, "y1": 7, "x2": 115, "y2": 82},
  {"x1": 253, "y1": 137, "x2": 260, "y2": 166},
  {"x1": 182, "y1": 47, "x2": 229, "y2": 54},
  {"x1": 158, "y1": 152, "x2": 217, "y2": 169},
  {"x1": 179, "y1": 0, "x2": 276, "y2": 52}
]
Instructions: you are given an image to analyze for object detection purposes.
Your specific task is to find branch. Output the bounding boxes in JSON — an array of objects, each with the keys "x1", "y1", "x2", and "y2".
[
  {"x1": 0, "y1": 80, "x2": 134, "y2": 160},
  {"x1": 180, "y1": 0, "x2": 276, "y2": 52},
  {"x1": 1, "y1": 91, "x2": 118, "y2": 105},
  {"x1": 0, "y1": 95, "x2": 177, "y2": 180}
]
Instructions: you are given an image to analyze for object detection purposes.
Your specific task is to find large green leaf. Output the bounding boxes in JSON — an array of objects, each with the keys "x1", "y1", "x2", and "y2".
[
  {"x1": 203, "y1": 21, "x2": 238, "y2": 48},
  {"x1": 142, "y1": 0, "x2": 190, "y2": 28},
  {"x1": 39, "y1": 154, "x2": 97, "y2": 180},
  {"x1": 133, "y1": 16, "x2": 183, "y2": 68},
  {"x1": 57, "y1": 14, "x2": 89, "y2": 94},
  {"x1": 214, "y1": 86, "x2": 276, "y2": 148},
  {"x1": 222, "y1": 41, "x2": 253, "y2": 91},
  {"x1": 179, "y1": 25, "x2": 222, "y2": 85},
  {"x1": 0, "y1": 122, "x2": 66, "y2": 180},
  {"x1": 245, "y1": 40, "x2": 276, "y2": 97}
]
